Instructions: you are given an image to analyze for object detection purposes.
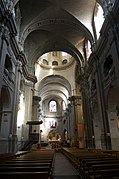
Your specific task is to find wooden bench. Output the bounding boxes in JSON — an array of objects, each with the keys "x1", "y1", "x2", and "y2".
[
  {"x1": 99, "y1": 168, "x2": 119, "y2": 179},
  {"x1": 1, "y1": 162, "x2": 52, "y2": 166},
  {"x1": 5, "y1": 159, "x2": 53, "y2": 163},
  {"x1": 68, "y1": 152, "x2": 116, "y2": 176},
  {"x1": 0, "y1": 171, "x2": 49, "y2": 179},
  {"x1": 0, "y1": 166, "x2": 51, "y2": 173},
  {"x1": 88, "y1": 163, "x2": 119, "y2": 179},
  {"x1": 5, "y1": 159, "x2": 54, "y2": 171},
  {"x1": 0, "y1": 149, "x2": 55, "y2": 179},
  {"x1": 61, "y1": 148, "x2": 119, "y2": 179},
  {"x1": 80, "y1": 158, "x2": 119, "y2": 178},
  {"x1": 80, "y1": 157, "x2": 119, "y2": 169},
  {"x1": 0, "y1": 162, "x2": 52, "y2": 176}
]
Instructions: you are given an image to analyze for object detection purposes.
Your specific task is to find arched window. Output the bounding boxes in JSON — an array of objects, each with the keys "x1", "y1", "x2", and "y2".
[
  {"x1": 62, "y1": 59, "x2": 67, "y2": 65},
  {"x1": 94, "y1": 3, "x2": 105, "y2": 39},
  {"x1": 52, "y1": 61, "x2": 58, "y2": 66},
  {"x1": 43, "y1": 59, "x2": 49, "y2": 65},
  {"x1": 49, "y1": 100, "x2": 57, "y2": 112}
]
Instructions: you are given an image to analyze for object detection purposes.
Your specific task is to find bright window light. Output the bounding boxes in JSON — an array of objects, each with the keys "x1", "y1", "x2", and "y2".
[
  {"x1": 49, "y1": 100, "x2": 57, "y2": 112},
  {"x1": 94, "y1": 3, "x2": 105, "y2": 39},
  {"x1": 17, "y1": 93, "x2": 25, "y2": 127}
]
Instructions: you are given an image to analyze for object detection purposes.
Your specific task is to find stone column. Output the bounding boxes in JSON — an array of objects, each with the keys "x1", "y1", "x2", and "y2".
[
  {"x1": 33, "y1": 96, "x2": 40, "y2": 120},
  {"x1": 0, "y1": 25, "x2": 9, "y2": 95},
  {"x1": 80, "y1": 76, "x2": 95, "y2": 148},
  {"x1": 10, "y1": 60, "x2": 22, "y2": 152},
  {"x1": 0, "y1": 25, "x2": 9, "y2": 152},
  {"x1": 32, "y1": 96, "x2": 41, "y2": 132},
  {"x1": 67, "y1": 104, "x2": 72, "y2": 143},
  {"x1": 62, "y1": 111, "x2": 67, "y2": 142},
  {"x1": 74, "y1": 96, "x2": 85, "y2": 148},
  {"x1": 94, "y1": 54, "x2": 112, "y2": 149},
  {"x1": 22, "y1": 81, "x2": 34, "y2": 140},
  {"x1": 66, "y1": 107, "x2": 71, "y2": 142},
  {"x1": 68, "y1": 96, "x2": 79, "y2": 147},
  {"x1": 69, "y1": 95, "x2": 85, "y2": 148}
]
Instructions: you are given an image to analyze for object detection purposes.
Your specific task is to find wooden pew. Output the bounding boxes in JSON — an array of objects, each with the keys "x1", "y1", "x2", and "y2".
[
  {"x1": 2, "y1": 161, "x2": 52, "y2": 165},
  {"x1": 80, "y1": 157, "x2": 119, "y2": 178},
  {"x1": 61, "y1": 148, "x2": 119, "y2": 179},
  {"x1": 0, "y1": 162, "x2": 52, "y2": 176},
  {"x1": 0, "y1": 166, "x2": 50, "y2": 173},
  {"x1": 5, "y1": 159, "x2": 53, "y2": 163},
  {"x1": 80, "y1": 157, "x2": 119, "y2": 170},
  {"x1": 88, "y1": 163, "x2": 119, "y2": 179},
  {"x1": 100, "y1": 168, "x2": 119, "y2": 179},
  {"x1": 0, "y1": 149, "x2": 55, "y2": 179},
  {"x1": 0, "y1": 171, "x2": 49, "y2": 179}
]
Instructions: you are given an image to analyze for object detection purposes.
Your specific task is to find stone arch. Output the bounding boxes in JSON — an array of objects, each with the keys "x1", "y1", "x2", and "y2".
[
  {"x1": 38, "y1": 75, "x2": 72, "y2": 97},
  {"x1": 21, "y1": 7, "x2": 94, "y2": 47},
  {"x1": 28, "y1": 35, "x2": 84, "y2": 67}
]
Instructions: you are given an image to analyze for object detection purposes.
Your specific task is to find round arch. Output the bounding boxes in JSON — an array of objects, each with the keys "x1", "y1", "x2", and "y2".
[{"x1": 25, "y1": 34, "x2": 84, "y2": 67}]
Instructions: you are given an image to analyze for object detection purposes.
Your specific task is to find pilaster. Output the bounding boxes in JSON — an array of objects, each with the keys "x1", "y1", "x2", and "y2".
[
  {"x1": 0, "y1": 25, "x2": 10, "y2": 95},
  {"x1": 32, "y1": 95, "x2": 41, "y2": 132},
  {"x1": 80, "y1": 74, "x2": 95, "y2": 148},
  {"x1": 10, "y1": 60, "x2": 22, "y2": 152},
  {"x1": 68, "y1": 95, "x2": 84, "y2": 148},
  {"x1": 94, "y1": 54, "x2": 112, "y2": 149}
]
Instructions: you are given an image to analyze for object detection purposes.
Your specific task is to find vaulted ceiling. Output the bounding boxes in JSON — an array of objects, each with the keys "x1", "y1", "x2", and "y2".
[
  {"x1": 13, "y1": 0, "x2": 97, "y2": 102},
  {"x1": 14, "y1": 0, "x2": 96, "y2": 64}
]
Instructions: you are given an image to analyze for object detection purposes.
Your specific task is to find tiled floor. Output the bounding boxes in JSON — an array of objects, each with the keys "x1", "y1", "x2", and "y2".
[{"x1": 52, "y1": 151, "x2": 82, "y2": 179}]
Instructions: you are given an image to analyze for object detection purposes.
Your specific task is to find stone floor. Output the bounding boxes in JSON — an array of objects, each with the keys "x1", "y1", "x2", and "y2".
[{"x1": 52, "y1": 151, "x2": 82, "y2": 179}]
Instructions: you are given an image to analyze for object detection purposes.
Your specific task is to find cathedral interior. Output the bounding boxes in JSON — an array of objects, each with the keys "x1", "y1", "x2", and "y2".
[{"x1": 0, "y1": 0, "x2": 119, "y2": 155}]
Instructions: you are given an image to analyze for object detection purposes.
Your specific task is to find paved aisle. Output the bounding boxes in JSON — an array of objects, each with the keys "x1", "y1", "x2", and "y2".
[{"x1": 52, "y1": 151, "x2": 82, "y2": 179}]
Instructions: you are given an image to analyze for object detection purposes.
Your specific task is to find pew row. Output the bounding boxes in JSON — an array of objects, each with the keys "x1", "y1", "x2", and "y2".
[
  {"x1": 61, "y1": 148, "x2": 119, "y2": 179},
  {"x1": 0, "y1": 149, "x2": 55, "y2": 179}
]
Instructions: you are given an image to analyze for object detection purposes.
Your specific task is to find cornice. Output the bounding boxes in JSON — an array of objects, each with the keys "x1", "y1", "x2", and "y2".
[{"x1": 22, "y1": 65, "x2": 37, "y2": 84}]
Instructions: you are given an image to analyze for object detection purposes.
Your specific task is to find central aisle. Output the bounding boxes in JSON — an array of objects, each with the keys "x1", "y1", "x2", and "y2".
[{"x1": 52, "y1": 151, "x2": 82, "y2": 179}]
